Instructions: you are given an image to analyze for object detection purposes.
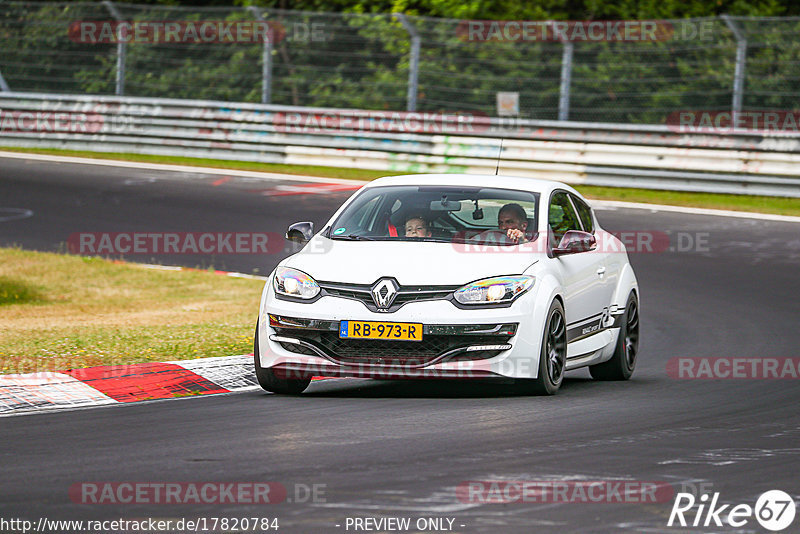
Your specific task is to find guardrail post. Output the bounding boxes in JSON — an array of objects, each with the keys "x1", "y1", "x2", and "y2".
[
  {"x1": 103, "y1": 0, "x2": 126, "y2": 96},
  {"x1": 394, "y1": 13, "x2": 420, "y2": 112},
  {"x1": 0, "y1": 69, "x2": 10, "y2": 92},
  {"x1": 248, "y1": 7, "x2": 273, "y2": 104},
  {"x1": 721, "y1": 15, "x2": 746, "y2": 115},
  {"x1": 558, "y1": 40, "x2": 573, "y2": 121}
]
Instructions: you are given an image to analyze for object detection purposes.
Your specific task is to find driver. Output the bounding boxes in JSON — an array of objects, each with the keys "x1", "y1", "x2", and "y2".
[{"x1": 496, "y1": 203, "x2": 529, "y2": 243}]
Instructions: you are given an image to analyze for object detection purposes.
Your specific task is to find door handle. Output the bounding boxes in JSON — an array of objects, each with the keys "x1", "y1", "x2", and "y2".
[{"x1": 596, "y1": 266, "x2": 606, "y2": 276}]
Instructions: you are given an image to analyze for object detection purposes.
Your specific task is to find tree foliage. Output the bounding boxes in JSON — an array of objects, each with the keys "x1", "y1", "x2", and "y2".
[
  {"x1": 1, "y1": 1, "x2": 798, "y2": 123},
  {"x1": 106, "y1": 0, "x2": 798, "y2": 18}
]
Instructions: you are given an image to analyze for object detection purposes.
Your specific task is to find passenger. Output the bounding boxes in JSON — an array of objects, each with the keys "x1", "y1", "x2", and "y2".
[{"x1": 405, "y1": 215, "x2": 432, "y2": 238}]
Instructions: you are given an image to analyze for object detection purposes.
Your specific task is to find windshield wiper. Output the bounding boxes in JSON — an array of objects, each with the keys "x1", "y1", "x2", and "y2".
[
  {"x1": 417, "y1": 237, "x2": 451, "y2": 243},
  {"x1": 331, "y1": 234, "x2": 376, "y2": 241}
]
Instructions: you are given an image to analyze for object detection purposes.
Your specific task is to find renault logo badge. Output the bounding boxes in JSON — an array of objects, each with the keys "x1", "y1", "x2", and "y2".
[{"x1": 371, "y1": 278, "x2": 399, "y2": 310}]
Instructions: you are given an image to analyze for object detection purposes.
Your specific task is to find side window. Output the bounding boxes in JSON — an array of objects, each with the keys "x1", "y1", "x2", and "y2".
[
  {"x1": 549, "y1": 192, "x2": 582, "y2": 244},
  {"x1": 570, "y1": 195, "x2": 594, "y2": 233}
]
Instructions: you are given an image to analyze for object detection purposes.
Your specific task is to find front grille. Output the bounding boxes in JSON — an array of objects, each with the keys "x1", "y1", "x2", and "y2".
[
  {"x1": 393, "y1": 289, "x2": 456, "y2": 305},
  {"x1": 274, "y1": 328, "x2": 511, "y2": 367},
  {"x1": 318, "y1": 281, "x2": 459, "y2": 312}
]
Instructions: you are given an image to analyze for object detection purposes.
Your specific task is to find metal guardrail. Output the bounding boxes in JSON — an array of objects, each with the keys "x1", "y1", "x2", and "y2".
[{"x1": 1, "y1": 92, "x2": 799, "y2": 197}]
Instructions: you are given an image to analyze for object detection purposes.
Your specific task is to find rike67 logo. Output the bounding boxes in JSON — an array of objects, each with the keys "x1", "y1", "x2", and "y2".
[{"x1": 668, "y1": 490, "x2": 796, "y2": 531}]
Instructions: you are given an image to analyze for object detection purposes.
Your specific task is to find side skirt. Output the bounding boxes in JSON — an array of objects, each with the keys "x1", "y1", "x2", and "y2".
[{"x1": 565, "y1": 328, "x2": 618, "y2": 370}]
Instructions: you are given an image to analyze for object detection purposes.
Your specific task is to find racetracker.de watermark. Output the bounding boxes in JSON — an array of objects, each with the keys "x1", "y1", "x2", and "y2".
[
  {"x1": 69, "y1": 20, "x2": 326, "y2": 44},
  {"x1": 273, "y1": 111, "x2": 487, "y2": 134},
  {"x1": 69, "y1": 482, "x2": 326, "y2": 505},
  {"x1": 451, "y1": 231, "x2": 709, "y2": 254},
  {"x1": 68, "y1": 232, "x2": 284, "y2": 255},
  {"x1": 268, "y1": 356, "x2": 599, "y2": 380},
  {"x1": 456, "y1": 480, "x2": 675, "y2": 503},
  {"x1": 0, "y1": 110, "x2": 102, "y2": 133},
  {"x1": 667, "y1": 110, "x2": 800, "y2": 134},
  {"x1": 456, "y1": 20, "x2": 675, "y2": 42},
  {"x1": 667, "y1": 357, "x2": 800, "y2": 379}
]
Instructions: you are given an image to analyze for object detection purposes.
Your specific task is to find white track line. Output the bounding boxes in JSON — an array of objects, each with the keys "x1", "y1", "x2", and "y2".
[
  {"x1": 0, "y1": 150, "x2": 364, "y2": 185},
  {"x1": 136, "y1": 262, "x2": 268, "y2": 280}
]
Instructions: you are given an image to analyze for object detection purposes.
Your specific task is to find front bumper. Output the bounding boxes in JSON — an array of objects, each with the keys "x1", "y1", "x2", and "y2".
[
  {"x1": 258, "y1": 284, "x2": 550, "y2": 380},
  {"x1": 270, "y1": 314, "x2": 517, "y2": 368}
]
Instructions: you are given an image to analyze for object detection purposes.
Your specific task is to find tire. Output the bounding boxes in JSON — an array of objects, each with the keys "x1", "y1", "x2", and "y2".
[
  {"x1": 253, "y1": 322, "x2": 311, "y2": 394},
  {"x1": 519, "y1": 299, "x2": 567, "y2": 395},
  {"x1": 589, "y1": 292, "x2": 639, "y2": 381}
]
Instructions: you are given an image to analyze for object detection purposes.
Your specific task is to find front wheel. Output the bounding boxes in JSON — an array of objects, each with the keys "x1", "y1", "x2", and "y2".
[
  {"x1": 589, "y1": 292, "x2": 639, "y2": 381},
  {"x1": 519, "y1": 299, "x2": 567, "y2": 395},
  {"x1": 253, "y1": 322, "x2": 311, "y2": 394}
]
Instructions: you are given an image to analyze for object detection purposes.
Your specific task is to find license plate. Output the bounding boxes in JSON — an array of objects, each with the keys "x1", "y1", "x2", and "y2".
[{"x1": 339, "y1": 321, "x2": 423, "y2": 341}]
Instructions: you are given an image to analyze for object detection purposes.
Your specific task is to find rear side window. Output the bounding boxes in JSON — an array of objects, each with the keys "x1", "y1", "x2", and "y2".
[{"x1": 570, "y1": 194, "x2": 594, "y2": 233}]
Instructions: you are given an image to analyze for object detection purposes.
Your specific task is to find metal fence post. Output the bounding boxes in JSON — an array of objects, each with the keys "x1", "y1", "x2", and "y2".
[
  {"x1": 248, "y1": 7, "x2": 272, "y2": 104},
  {"x1": 394, "y1": 13, "x2": 420, "y2": 112},
  {"x1": 558, "y1": 41, "x2": 574, "y2": 121},
  {"x1": 721, "y1": 15, "x2": 746, "y2": 115},
  {"x1": 0, "y1": 69, "x2": 10, "y2": 92},
  {"x1": 103, "y1": 0, "x2": 126, "y2": 96}
]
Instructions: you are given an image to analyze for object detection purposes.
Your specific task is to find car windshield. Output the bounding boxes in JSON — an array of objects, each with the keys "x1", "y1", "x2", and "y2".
[{"x1": 328, "y1": 185, "x2": 540, "y2": 246}]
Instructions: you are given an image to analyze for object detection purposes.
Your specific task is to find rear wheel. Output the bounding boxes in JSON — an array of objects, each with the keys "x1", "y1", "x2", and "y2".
[
  {"x1": 589, "y1": 293, "x2": 639, "y2": 381},
  {"x1": 253, "y1": 322, "x2": 311, "y2": 394},
  {"x1": 520, "y1": 300, "x2": 567, "y2": 395}
]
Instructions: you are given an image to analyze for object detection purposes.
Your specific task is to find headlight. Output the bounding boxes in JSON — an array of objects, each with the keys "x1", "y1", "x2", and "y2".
[
  {"x1": 454, "y1": 275, "x2": 535, "y2": 305},
  {"x1": 274, "y1": 267, "x2": 320, "y2": 299}
]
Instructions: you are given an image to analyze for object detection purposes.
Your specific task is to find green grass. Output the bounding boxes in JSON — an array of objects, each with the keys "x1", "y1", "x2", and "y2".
[
  {"x1": 0, "y1": 276, "x2": 45, "y2": 305},
  {"x1": 3, "y1": 146, "x2": 799, "y2": 217},
  {"x1": 0, "y1": 248, "x2": 263, "y2": 374},
  {"x1": 574, "y1": 185, "x2": 800, "y2": 217}
]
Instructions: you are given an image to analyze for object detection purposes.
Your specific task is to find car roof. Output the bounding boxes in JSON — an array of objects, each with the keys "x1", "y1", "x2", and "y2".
[{"x1": 364, "y1": 174, "x2": 584, "y2": 199}]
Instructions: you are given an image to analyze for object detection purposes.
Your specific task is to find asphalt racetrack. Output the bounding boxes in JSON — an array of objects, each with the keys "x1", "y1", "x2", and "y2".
[{"x1": 1, "y1": 155, "x2": 799, "y2": 533}]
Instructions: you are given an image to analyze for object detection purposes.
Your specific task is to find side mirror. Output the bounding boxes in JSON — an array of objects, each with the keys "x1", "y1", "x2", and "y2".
[
  {"x1": 286, "y1": 221, "x2": 314, "y2": 244},
  {"x1": 553, "y1": 230, "x2": 596, "y2": 255}
]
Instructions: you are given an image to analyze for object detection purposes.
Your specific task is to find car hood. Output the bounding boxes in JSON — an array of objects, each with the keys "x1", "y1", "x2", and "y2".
[{"x1": 283, "y1": 236, "x2": 541, "y2": 286}]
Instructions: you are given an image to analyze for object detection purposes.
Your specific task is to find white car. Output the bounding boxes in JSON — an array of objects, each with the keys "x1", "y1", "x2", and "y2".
[{"x1": 255, "y1": 174, "x2": 639, "y2": 395}]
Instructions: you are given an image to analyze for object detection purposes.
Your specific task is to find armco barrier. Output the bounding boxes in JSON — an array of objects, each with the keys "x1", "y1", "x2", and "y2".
[{"x1": 1, "y1": 92, "x2": 799, "y2": 197}]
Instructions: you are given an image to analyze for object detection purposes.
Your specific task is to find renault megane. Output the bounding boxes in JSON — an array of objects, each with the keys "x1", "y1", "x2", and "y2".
[{"x1": 254, "y1": 174, "x2": 640, "y2": 395}]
